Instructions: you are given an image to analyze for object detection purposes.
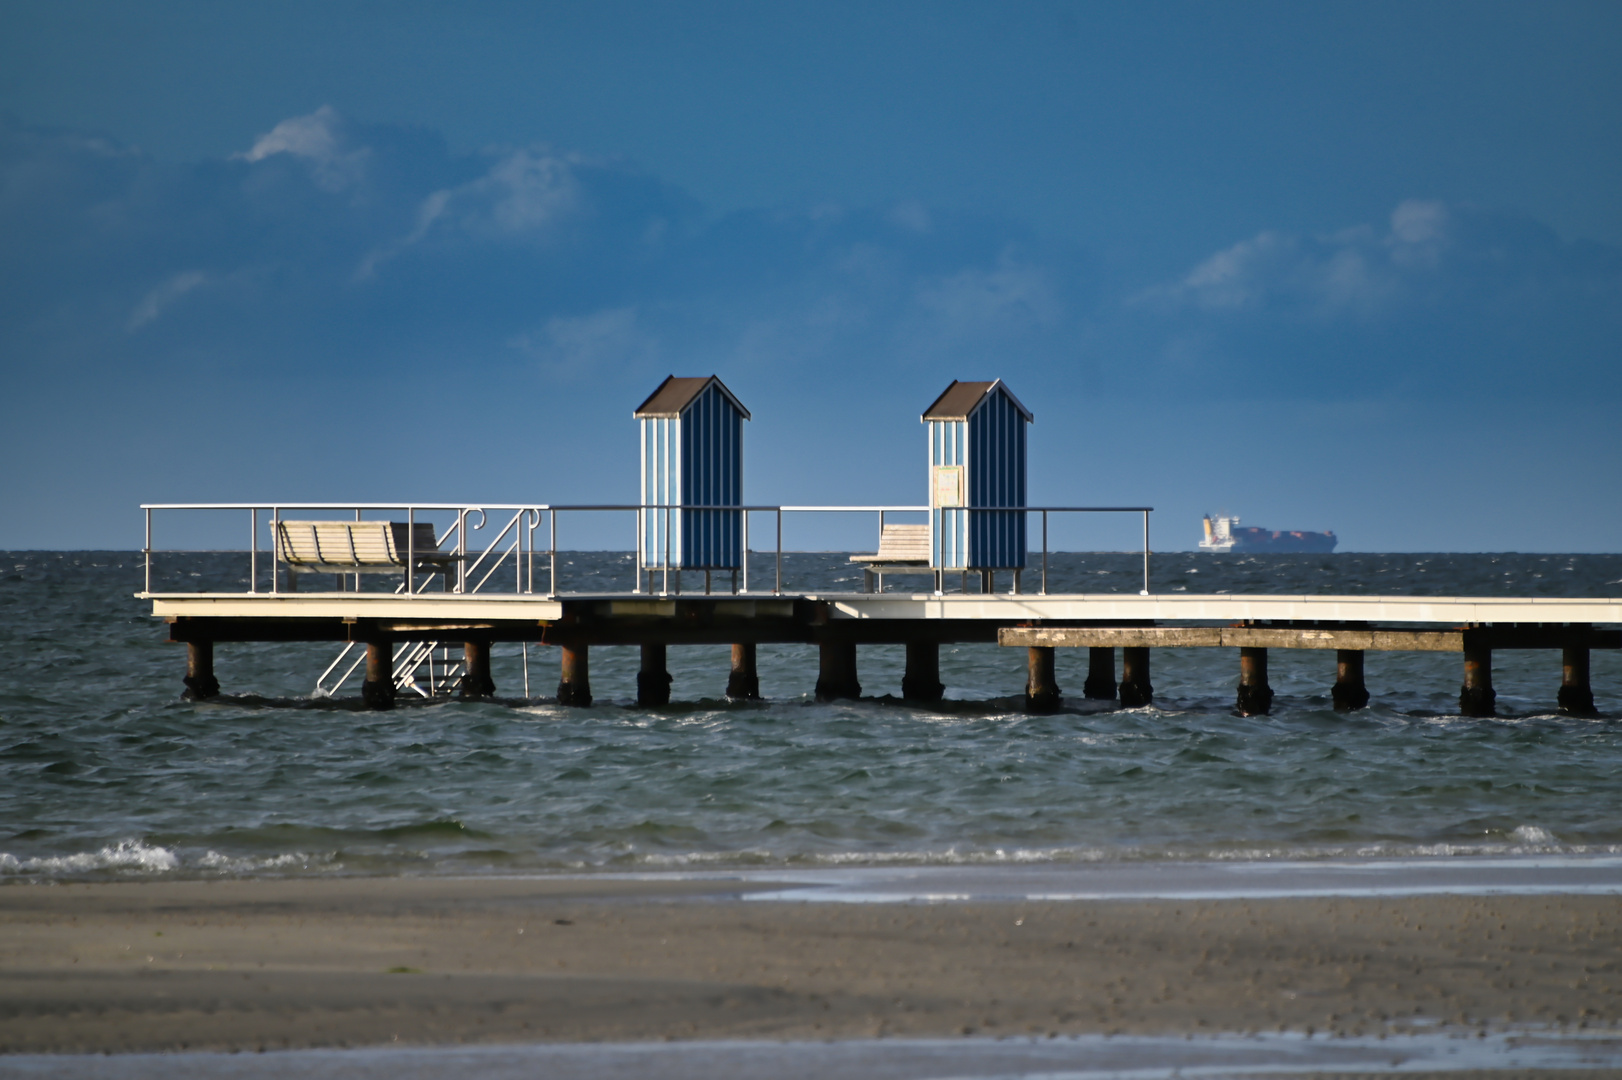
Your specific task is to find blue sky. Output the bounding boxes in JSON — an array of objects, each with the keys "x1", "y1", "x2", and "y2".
[{"x1": 2, "y1": 1, "x2": 1619, "y2": 551}]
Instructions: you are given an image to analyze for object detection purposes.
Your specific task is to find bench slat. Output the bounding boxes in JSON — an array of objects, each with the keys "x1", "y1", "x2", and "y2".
[
  {"x1": 850, "y1": 523, "x2": 932, "y2": 566},
  {"x1": 276, "y1": 521, "x2": 455, "y2": 570}
]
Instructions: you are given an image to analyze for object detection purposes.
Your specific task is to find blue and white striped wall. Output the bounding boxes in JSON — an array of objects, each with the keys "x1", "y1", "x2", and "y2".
[
  {"x1": 639, "y1": 381, "x2": 745, "y2": 570},
  {"x1": 929, "y1": 384, "x2": 1029, "y2": 570}
]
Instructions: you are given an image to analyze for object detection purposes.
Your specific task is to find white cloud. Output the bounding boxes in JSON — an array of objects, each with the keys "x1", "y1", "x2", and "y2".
[
  {"x1": 508, "y1": 306, "x2": 656, "y2": 380},
  {"x1": 238, "y1": 106, "x2": 370, "y2": 192},
  {"x1": 914, "y1": 250, "x2": 1061, "y2": 333},
  {"x1": 127, "y1": 271, "x2": 208, "y2": 331},
  {"x1": 1141, "y1": 200, "x2": 1461, "y2": 319},
  {"x1": 355, "y1": 148, "x2": 581, "y2": 278}
]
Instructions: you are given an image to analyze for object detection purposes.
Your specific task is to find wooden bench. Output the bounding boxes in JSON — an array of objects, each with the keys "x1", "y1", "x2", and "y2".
[
  {"x1": 850, "y1": 523, "x2": 932, "y2": 592},
  {"x1": 274, "y1": 521, "x2": 462, "y2": 590}
]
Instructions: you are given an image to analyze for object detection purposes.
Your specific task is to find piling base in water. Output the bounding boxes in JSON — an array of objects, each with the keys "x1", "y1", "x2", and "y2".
[
  {"x1": 1332, "y1": 649, "x2": 1370, "y2": 712},
  {"x1": 558, "y1": 644, "x2": 592, "y2": 707},
  {"x1": 816, "y1": 640, "x2": 861, "y2": 701},
  {"x1": 362, "y1": 641, "x2": 394, "y2": 711},
  {"x1": 1459, "y1": 645, "x2": 1495, "y2": 718},
  {"x1": 1236, "y1": 647, "x2": 1273, "y2": 716},
  {"x1": 1083, "y1": 646, "x2": 1116, "y2": 700},
  {"x1": 182, "y1": 640, "x2": 220, "y2": 701},
  {"x1": 1559, "y1": 646, "x2": 1596, "y2": 715},
  {"x1": 726, "y1": 643, "x2": 760, "y2": 700},
  {"x1": 1119, "y1": 647, "x2": 1153, "y2": 708},
  {"x1": 637, "y1": 643, "x2": 671, "y2": 706},
  {"x1": 459, "y1": 641, "x2": 495, "y2": 699},
  {"x1": 1025, "y1": 645, "x2": 1061, "y2": 713},
  {"x1": 901, "y1": 641, "x2": 944, "y2": 702}
]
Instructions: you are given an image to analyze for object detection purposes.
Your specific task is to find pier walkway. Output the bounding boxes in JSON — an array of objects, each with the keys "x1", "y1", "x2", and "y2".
[{"x1": 140, "y1": 502, "x2": 1621, "y2": 717}]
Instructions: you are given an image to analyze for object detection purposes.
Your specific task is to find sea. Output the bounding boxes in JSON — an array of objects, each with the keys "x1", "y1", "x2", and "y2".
[{"x1": 3, "y1": 550, "x2": 1622, "y2": 882}]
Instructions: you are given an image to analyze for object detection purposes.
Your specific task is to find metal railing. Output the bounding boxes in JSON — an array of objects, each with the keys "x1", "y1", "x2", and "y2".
[{"x1": 139, "y1": 502, "x2": 1153, "y2": 597}]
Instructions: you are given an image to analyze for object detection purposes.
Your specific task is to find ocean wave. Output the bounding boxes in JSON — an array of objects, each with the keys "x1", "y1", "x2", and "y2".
[
  {"x1": 0, "y1": 840, "x2": 335, "y2": 878},
  {"x1": 0, "y1": 838, "x2": 178, "y2": 875}
]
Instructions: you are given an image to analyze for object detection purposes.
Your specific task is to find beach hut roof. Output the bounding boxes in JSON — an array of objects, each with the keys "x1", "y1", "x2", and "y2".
[
  {"x1": 633, "y1": 375, "x2": 751, "y2": 420},
  {"x1": 920, "y1": 379, "x2": 1033, "y2": 422}
]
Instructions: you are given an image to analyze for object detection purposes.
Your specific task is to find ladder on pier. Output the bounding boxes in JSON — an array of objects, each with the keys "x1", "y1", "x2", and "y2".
[
  {"x1": 312, "y1": 515, "x2": 533, "y2": 699},
  {"x1": 316, "y1": 637, "x2": 465, "y2": 700}
]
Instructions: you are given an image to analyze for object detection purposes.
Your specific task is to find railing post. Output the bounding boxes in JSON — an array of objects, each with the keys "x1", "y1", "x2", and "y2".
[
  {"x1": 1041, "y1": 510, "x2": 1048, "y2": 595},
  {"x1": 270, "y1": 506, "x2": 279, "y2": 594},
  {"x1": 406, "y1": 506, "x2": 416, "y2": 595},
  {"x1": 775, "y1": 508, "x2": 782, "y2": 595},
  {"x1": 663, "y1": 505, "x2": 671, "y2": 595},
  {"x1": 1141, "y1": 510, "x2": 1150, "y2": 595},
  {"x1": 635, "y1": 506, "x2": 643, "y2": 593},
  {"x1": 144, "y1": 508, "x2": 152, "y2": 595},
  {"x1": 741, "y1": 509, "x2": 749, "y2": 594},
  {"x1": 456, "y1": 508, "x2": 467, "y2": 594},
  {"x1": 249, "y1": 508, "x2": 257, "y2": 594},
  {"x1": 549, "y1": 510, "x2": 557, "y2": 597}
]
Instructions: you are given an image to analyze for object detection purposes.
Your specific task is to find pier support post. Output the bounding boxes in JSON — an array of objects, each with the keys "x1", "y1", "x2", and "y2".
[
  {"x1": 902, "y1": 641, "x2": 944, "y2": 702},
  {"x1": 815, "y1": 640, "x2": 861, "y2": 701},
  {"x1": 1025, "y1": 646, "x2": 1061, "y2": 713},
  {"x1": 1559, "y1": 646, "x2": 1595, "y2": 716},
  {"x1": 1119, "y1": 647, "x2": 1153, "y2": 708},
  {"x1": 637, "y1": 643, "x2": 672, "y2": 706},
  {"x1": 1083, "y1": 647, "x2": 1117, "y2": 700},
  {"x1": 1459, "y1": 645, "x2": 1495, "y2": 717},
  {"x1": 726, "y1": 643, "x2": 761, "y2": 700},
  {"x1": 362, "y1": 641, "x2": 395, "y2": 711},
  {"x1": 1332, "y1": 649, "x2": 1370, "y2": 712},
  {"x1": 1236, "y1": 647, "x2": 1273, "y2": 716},
  {"x1": 558, "y1": 644, "x2": 592, "y2": 707},
  {"x1": 182, "y1": 640, "x2": 220, "y2": 701},
  {"x1": 460, "y1": 641, "x2": 495, "y2": 699}
]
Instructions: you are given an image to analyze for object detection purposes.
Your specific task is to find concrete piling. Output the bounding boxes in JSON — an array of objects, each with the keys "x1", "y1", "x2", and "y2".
[
  {"x1": 902, "y1": 641, "x2": 944, "y2": 701},
  {"x1": 459, "y1": 641, "x2": 495, "y2": 699},
  {"x1": 1119, "y1": 647, "x2": 1153, "y2": 708},
  {"x1": 1332, "y1": 649, "x2": 1370, "y2": 712},
  {"x1": 362, "y1": 641, "x2": 395, "y2": 710},
  {"x1": 1459, "y1": 644, "x2": 1495, "y2": 717},
  {"x1": 1236, "y1": 647, "x2": 1273, "y2": 716},
  {"x1": 1083, "y1": 647, "x2": 1117, "y2": 700},
  {"x1": 815, "y1": 639, "x2": 861, "y2": 701},
  {"x1": 558, "y1": 643, "x2": 592, "y2": 707},
  {"x1": 1025, "y1": 645, "x2": 1061, "y2": 713},
  {"x1": 182, "y1": 640, "x2": 220, "y2": 701},
  {"x1": 637, "y1": 643, "x2": 672, "y2": 706},
  {"x1": 726, "y1": 643, "x2": 761, "y2": 700},
  {"x1": 1559, "y1": 646, "x2": 1595, "y2": 716}
]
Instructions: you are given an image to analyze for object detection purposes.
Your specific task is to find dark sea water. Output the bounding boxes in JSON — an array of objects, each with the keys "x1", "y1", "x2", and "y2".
[{"x1": 3, "y1": 550, "x2": 1621, "y2": 880}]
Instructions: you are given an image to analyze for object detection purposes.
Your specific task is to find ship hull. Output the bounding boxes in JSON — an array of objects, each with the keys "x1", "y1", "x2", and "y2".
[{"x1": 1226, "y1": 528, "x2": 1337, "y2": 554}]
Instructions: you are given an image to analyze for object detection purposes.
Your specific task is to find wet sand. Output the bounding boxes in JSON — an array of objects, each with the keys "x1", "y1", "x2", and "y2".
[{"x1": 0, "y1": 875, "x2": 1617, "y2": 1053}]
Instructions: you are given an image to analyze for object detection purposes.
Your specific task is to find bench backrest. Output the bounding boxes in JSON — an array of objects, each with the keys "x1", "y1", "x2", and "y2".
[
  {"x1": 874, "y1": 523, "x2": 931, "y2": 562},
  {"x1": 275, "y1": 521, "x2": 440, "y2": 566}
]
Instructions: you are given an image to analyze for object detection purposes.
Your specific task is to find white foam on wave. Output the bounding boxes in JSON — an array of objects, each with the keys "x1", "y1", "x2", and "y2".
[
  {"x1": 0, "y1": 840, "x2": 336, "y2": 878},
  {"x1": 194, "y1": 850, "x2": 333, "y2": 873},
  {"x1": 0, "y1": 839, "x2": 179, "y2": 875},
  {"x1": 614, "y1": 835, "x2": 1621, "y2": 872}
]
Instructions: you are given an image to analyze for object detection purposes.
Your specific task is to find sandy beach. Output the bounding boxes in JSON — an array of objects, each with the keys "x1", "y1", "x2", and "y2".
[{"x1": 1, "y1": 874, "x2": 1616, "y2": 1054}]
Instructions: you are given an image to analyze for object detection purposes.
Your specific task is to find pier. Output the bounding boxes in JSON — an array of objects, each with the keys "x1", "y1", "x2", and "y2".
[
  {"x1": 144, "y1": 506, "x2": 1622, "y2": 718},
  {"x1": 140, "y1": 376, "x2": 1620, "y2": 718}
]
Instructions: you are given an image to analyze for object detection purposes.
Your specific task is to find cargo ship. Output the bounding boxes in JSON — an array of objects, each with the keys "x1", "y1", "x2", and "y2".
[{"x1": 1199, "y1": 514, "x2": 1337, "y2": 553}]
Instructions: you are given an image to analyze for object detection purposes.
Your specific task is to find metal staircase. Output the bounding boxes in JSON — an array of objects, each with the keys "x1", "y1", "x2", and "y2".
[
  {"x1": 312, "y1": 509, "x2": 540, "y2": 699},
  {"x1": 315, "y1": 634, "x2": 466, "y2": 699}
]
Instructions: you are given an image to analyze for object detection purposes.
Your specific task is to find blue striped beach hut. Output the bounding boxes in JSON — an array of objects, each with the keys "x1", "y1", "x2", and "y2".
[
  {"x1": 923, "y1": 380, "x2": 1033, "y2": 573},
  {"x1": 635, "y1": 376, "x2": 750, "y2": 576}
]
